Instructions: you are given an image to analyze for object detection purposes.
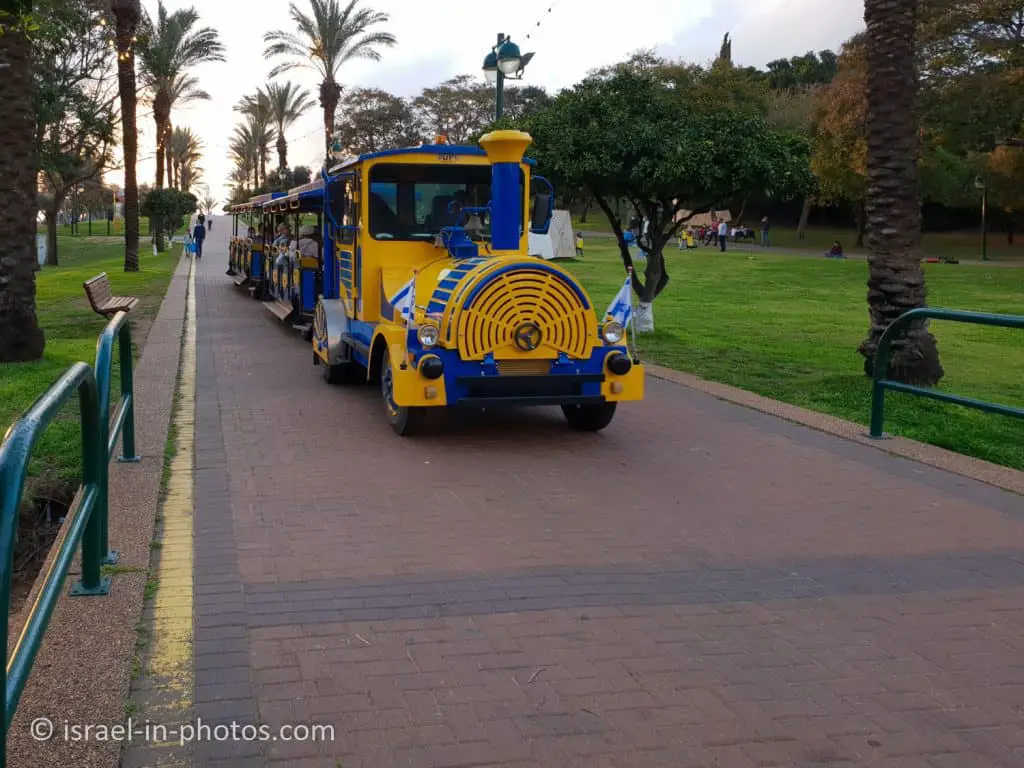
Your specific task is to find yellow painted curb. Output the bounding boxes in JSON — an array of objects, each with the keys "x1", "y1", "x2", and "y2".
[{"x1": 148, "y1": 256, "x2": 196, "y2": 707}]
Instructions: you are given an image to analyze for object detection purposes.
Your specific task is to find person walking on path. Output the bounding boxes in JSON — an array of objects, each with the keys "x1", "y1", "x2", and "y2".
[
  {"x1": 718, "y1": 219, "x2": 728, "y2": 252},
  {"x1": 192, "y1": 216, "x2": 207, "y2": 259},
  {"x1": 761, "y1": 216, "x2": 770, "y2": 247}
]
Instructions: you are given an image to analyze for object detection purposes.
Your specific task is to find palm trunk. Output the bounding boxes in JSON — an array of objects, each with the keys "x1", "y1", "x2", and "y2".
[
  {"x1": 0, "y1": 17, "x2": 46, "y2": 362},
  {"x1": 859, "y1": 0, "x2": 942, "y2": 385},
  {"x1": 320, "y1": 79, "x2": 342, "y2": 160},
  {"x1": 154, "y1": 116, "x2": 166, "y2": 188},
  {"x1": 165, "y1": 124, "x2": 173, "y2": 190},
  {"x1": 113, "y1": 0, "x2": 140, "y2": 272},
  {"x1": 277, "y1": 132, "x2": 288, "y2": 172}
]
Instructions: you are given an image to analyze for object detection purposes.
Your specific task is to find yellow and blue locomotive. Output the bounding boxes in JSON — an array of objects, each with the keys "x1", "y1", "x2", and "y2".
[{"x1": 309, "y1": 129, "x2": 644, "y2": 435}]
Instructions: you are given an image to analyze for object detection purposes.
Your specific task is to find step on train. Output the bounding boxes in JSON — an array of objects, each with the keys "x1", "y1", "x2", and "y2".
[{"x1": 226, "y1": 130, "x2": 644, "y2": 436}]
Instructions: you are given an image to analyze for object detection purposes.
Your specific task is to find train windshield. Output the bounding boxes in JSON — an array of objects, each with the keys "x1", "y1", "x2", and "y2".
[{"x1": 367, "y1": 163, "x2": 522, "y2": 241}]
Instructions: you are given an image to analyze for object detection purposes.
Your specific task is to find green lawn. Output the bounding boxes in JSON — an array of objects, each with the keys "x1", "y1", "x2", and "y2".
[
  {"x1": 38, "y1": 218, "x2": 153, "y2": 238},
  {"x1": 571, "y1": 210, "x2": 1023, "y2": 262},
  {"x1": 566, "y1": 244, "x2": 1024, "y2": 470},
  {"x1": 0, "y1": 238, "x2": 180, "y2": 493}
]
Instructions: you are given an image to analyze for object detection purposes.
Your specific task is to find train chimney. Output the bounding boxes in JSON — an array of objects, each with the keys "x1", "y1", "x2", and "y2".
[{"x1": 479, "y1": 130, "x2": 532, "y2": 251}]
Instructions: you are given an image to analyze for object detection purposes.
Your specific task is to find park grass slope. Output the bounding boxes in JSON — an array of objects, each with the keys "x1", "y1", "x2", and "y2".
[{"x1": 569, "y1": 245, "x2": 1024, "y2": 471}]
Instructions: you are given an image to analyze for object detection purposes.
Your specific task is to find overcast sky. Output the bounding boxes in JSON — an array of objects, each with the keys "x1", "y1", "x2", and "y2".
[{"x1": 119, "y1": 0, "x2": 866, "y2": 211}]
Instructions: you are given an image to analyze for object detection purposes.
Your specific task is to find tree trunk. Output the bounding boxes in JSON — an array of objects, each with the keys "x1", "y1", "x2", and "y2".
[
  {"x1": 580, "y1": 198, "x2": 589, "y2": 223},
  {"x1": 855, "y1": 198, "x2": 866, "y2": 248},
  {"x1": 734, "y1": 198, "x2": 747, "y2": 226},
  {"x1": 320, "y1": 79, "x2": 342, "y2": 160},
  {"x1": 277, "y1": 131, "x2": 288, "y2": 172},
  {"x1": 113, "y1": 0, "x2": 141, "y2": 272},
  {"x1": 165, "y1": 123, "x2": 173, "y2": 190},
  {"x1": 796, "y1": 198, "x2": 812, "y2": 239},
  {"x1": 45, "y1": 204, "x2": 61, "y2": 267},
  {"x1": 0, "y1": 16, "x2": 46, "y2": 362},
  {"x1": 859, "y1": 0, "x2": 943, "y2": 386}
]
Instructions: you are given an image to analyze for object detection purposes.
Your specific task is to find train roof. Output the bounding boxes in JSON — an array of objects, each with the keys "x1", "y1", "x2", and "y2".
[
  {"x1": 227, "y1": 191, "x2": 286, "y2": 214},
  {"x1": 261, "y1": 177, "x2": 329, "y2": 212},
  {"x1": 327, "y1": 141, "x2": 537, "y2": 174}
]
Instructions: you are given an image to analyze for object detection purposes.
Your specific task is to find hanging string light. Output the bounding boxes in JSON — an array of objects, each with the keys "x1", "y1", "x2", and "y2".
[{"x1": 521, "y1": 0, "x2": 564, "y2": 43}]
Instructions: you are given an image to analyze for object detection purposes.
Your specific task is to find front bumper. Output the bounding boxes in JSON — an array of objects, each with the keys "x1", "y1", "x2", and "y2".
[{"x1": 388, "y1": 346, "x2": 645, "y2": 408}]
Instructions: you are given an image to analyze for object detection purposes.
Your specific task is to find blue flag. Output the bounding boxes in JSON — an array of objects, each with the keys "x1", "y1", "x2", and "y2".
[{"x1": 605, "y1": 275, "x2": 633, "y2": 327}]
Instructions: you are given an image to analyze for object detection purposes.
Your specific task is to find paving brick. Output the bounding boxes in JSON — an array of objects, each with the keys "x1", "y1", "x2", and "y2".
[{"x1": 182, "y1": 233, "x2": 1024, "y2": 766}]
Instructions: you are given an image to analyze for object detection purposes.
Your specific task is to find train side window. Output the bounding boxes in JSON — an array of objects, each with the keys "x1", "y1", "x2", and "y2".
[{"x1": 331, "y1": 179, "x2": 357, "y2": 245}]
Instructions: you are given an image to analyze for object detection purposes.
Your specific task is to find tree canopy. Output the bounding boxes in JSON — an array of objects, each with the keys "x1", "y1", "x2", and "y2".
[{"x1": 527, "y1": 59, "x2": 814, "y2": 307}]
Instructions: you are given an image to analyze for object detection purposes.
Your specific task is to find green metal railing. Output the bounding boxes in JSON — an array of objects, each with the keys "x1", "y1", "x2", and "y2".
[
  {"x1": 0, "y1": 311, "x2": 138, "y2": 768},
  {"x1": 95, "y1": 311, "x2": 140, "y2": 566},
  {"x1": 869, "y1": 307, "x2": 1024, "y2": 438}
]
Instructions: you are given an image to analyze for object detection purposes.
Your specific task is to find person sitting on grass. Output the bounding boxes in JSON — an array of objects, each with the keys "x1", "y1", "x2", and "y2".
[{"x1": 825, "y1": 240, "x2": 844, "y2": 258}]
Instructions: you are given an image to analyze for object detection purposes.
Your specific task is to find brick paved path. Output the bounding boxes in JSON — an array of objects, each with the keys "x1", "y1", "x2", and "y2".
[{"x1": 187, "y1": 219, "x2": 1024, "y2": 768}]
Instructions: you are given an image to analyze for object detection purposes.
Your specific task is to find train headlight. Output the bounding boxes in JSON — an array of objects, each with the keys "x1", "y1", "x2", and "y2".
[
  {"x1": 417, "y1": 324, "x2": 439, "y2": 347},
  {"x1": 602, "y1": 321, "x2": 624, "y2": 344}
]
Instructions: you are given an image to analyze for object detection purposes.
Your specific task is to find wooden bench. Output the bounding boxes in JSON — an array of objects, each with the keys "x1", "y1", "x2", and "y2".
[{"x1": 83, "y1": 273, "x2": 139, "y2": 318}]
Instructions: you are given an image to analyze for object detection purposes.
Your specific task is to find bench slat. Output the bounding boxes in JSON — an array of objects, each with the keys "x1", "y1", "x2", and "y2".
[{"x1": 84, "y1": 272, "x2": 138, "y2": 317}]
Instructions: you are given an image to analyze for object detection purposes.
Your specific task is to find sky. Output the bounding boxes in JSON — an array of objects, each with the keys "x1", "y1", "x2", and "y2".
[{"x1": 118, "y1": 0, "x2": 866, "y2": 212}]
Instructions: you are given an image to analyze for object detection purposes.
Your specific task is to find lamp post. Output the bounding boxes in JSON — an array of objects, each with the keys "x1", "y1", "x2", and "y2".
[
  {"x1": 974, "y1": 177, "x2": 988, "y2": 261},
  {"x1": 482, "y1": 33, "x2": 534, "y2": 122}
]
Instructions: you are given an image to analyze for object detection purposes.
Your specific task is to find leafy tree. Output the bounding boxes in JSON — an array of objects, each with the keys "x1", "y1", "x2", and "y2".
[
  {"x1": 859, "y1": 0, "x2": 943, "y2": 385},
  {"x1": 527, "y1": 63, "x2": 814, "y2": 331},
  {"x1": 264, "y1": 0, "x2": 396, "y2": 159},
  {"x1": 765, "y1": 51, "x2": 839, "y2": 90},
  {"x1": 920, "y1": 0, "x2": 1024, "y2": 154},
  {"x1": 140, "y1": 187, "x2": 196, "y2": 252},
  {"x1": 334, "y1": 87, "x2": 423, "y2": 154},
  {"x1": 0, "y1": 0, "x2": 47, "y2": 362},
  {"x1": 34, "y1": 0, "x2": 117, "y2": 266},
  {"x1": 413, "y1": 75, "x2": 492, "y2": 144}
]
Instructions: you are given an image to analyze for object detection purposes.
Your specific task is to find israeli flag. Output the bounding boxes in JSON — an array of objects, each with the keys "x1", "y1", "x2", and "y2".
[
  {"x1": 605, "y1": 275, "x2": 633, "y2": 327},
  {"x1": 390, "y1": 276, "x2": 415, "y2": 322}
]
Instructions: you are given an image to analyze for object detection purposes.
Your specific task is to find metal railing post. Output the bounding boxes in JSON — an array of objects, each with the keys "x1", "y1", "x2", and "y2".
[
  {"x1": 117, "y1": 322, "x2": 140, "y2": 462},
  {"x1": 71, "y1": 373, "x2": 107, "y2": 595},
  {"x1": 866, "y1": 307, "x2": 1024, "y2": 439}
]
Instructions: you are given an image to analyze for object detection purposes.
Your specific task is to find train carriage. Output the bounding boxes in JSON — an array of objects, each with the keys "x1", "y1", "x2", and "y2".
[{"x1": 308, "y1": 129, "x2": 644, "y2": 435}]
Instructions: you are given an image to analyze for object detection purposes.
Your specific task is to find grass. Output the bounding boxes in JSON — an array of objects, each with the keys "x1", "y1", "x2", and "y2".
[
  {"x1": 38, "y1": 219, "x2": 153, "y2": 238},
  {"x1": 0, "y1": 237, "x2": 180, "y2": 491},
  {"x1": 565, "y1": 243, "x2": 1024, "y2": 470},
  {"x1": 571, "y1": 209, "x2": 1024, "y2": 262}
]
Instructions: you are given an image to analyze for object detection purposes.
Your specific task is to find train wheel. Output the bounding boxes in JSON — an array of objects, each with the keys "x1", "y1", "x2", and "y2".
[
  {"x1": 381, "y1": 358, "x2": 425, "y2": 436},
  {"x1": 561, "y1": 402, "x2": 617, "y2": 431},
  {"x1": 321, "y1": 354, "x2": 357, "y2": 385}
]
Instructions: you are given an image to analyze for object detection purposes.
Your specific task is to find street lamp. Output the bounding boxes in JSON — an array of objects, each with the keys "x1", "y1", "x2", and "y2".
[
  {"x1": 974, "y1": 177, "x2": 989, "y2": 261},
  {"x1": 482, "y1": 33, "x2": 534, "y2": 122}
]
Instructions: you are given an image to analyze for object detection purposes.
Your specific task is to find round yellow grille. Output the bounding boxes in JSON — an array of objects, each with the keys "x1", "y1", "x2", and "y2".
[{"x1": 455, "y1": 269, "x2": 593, "y2": 360}]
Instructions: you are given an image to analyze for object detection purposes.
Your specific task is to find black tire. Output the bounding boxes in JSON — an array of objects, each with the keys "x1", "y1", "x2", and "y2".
[
  {"x1": 561, "y1": 402, "x2": 617, "y2": 431},
  {"x1": 380, "y1": 355, "x2": 426, "y2": 436}
]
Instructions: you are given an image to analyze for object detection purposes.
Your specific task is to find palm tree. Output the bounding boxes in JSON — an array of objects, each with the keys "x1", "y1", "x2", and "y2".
[
  {"x1": 168, "y1": 126, "x2": 202, "y2": 192},
  {"x1": 138, "y1": 0, "x2": 224, "y2": 189},
  {"x1": 200, "y1": 191, "x2": 218, "y2": 217},
  {"x1": 235, "y1": 93, "x2": 276, "y2": 189},
  {"x1": 109, "y1": 0, "x2": 142, "y2": 272},
  {"x1": 263, "y1": 0, "x2": 396, "y2": 158},
  {"x1": 858, "y1": 0, "x2": 943, "y2": 385},
  {"x1": 264, "y1": 80, "x2": 315, "y2": 171},
  {"x1": 0, "y1": 2, "x2": 46, "y2": 361},
  {"x1": 229, "y1": 120, "x2": 261, "y2": 191}
]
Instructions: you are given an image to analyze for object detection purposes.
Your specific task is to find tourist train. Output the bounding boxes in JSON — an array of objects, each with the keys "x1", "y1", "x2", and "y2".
[{"x1": 226, "y1": 130, "x2": 644, "y2": 435}]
